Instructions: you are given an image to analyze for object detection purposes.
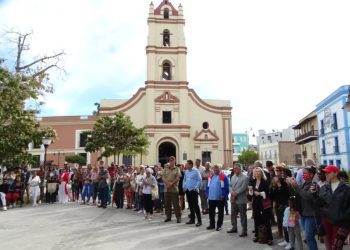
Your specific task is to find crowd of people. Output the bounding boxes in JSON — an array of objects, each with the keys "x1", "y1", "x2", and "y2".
[{"x1": 0, "y1": 157, "x2": 350, "y2": 250}]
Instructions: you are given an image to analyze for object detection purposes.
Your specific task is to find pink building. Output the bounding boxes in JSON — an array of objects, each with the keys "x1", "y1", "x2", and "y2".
[{"x1": 28, "y1": 116, "x2": 100, "y2": 168}]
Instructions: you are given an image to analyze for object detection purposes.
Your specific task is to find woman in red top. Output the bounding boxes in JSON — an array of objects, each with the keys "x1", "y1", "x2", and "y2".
[
  {"x1": 58, "y1": 168, "x2": 69, "y2": 204},
  {"x1": 6, "y1": 176, "x2": 24, "y2": 208},
  {"x1": 123, "y1": 167, "x2": 134, "y2": 209}
]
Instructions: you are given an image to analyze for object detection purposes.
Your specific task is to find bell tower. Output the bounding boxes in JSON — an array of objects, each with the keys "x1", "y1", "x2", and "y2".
[
  {"x1": 147, "y1": 0, "x2": 187, "y2": 83},
  {"x1": 99, "y1": 0, "x2": 232, "y2": 168}
]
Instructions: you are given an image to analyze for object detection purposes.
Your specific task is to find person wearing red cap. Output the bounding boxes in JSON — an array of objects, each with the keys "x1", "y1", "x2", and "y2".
[{"x1": 312, "y1": 165, "x2": 350, "y2": 250}]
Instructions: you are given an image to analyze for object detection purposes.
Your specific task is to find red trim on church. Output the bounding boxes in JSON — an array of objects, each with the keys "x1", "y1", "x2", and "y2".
[{"x1": 154, "y1": 0, "x2": 179, "y2": 16}]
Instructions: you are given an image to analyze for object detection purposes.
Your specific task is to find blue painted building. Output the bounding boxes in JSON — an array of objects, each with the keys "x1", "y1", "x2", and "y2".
[
  {"x1": 316, "y1": 85, "x2": 350, "y2": 171},
  {"x1": 232, "y1": 133, "x2": 249, "y2": 161}
]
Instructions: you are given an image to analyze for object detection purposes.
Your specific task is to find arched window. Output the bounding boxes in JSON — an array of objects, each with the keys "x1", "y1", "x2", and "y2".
[
  {"x1": 162, "y1": 62, "x2": 171, "y2": 80},
  {"x1": 163, "y1": 29, "x2": 170, "y2": 47},
  {"x1": 164, "y1": 8, "x2": 169, "y2": 19}
]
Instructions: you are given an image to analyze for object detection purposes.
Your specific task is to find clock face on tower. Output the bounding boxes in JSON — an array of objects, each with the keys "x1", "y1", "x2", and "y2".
[{"x1": 324, "y1": 108, "x2": 332, "y2": 131}]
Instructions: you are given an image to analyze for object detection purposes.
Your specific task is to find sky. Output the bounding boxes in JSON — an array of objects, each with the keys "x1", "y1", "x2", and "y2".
[{"x1": 0, "y1": 0, "x2": 349, "y2": 135}]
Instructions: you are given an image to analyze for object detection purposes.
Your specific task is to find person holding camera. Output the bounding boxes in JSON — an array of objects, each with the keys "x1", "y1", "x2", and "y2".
[
  {"x1": 270, "y1": 165, "x2": 291, "y2": 245},
  {"x1": 312, "y1": 165, "x2": 350, "y2": 250},
  {"x1": 286, "y1": 165, "x2": 320, "y2": 250}
]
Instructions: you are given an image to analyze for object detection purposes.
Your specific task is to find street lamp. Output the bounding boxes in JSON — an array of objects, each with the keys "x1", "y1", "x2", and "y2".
[
  {"x1": 57, "y1": 152, "x2": 61, "y2": 167},
  {"x1": 42, "y1": 137, "x2": 52, "y2": 170}
]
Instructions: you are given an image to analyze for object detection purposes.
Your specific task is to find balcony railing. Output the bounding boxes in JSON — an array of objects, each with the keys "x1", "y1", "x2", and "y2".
[
  {"x1": 334, "y1": 145, "x2": 340, "y2": 154},
  {"x1": 321, "y1": 148, "x2": 326, "y2": 155},
  {"x1": 295, "y1": 130, "x2": 319, "y2": 145}
]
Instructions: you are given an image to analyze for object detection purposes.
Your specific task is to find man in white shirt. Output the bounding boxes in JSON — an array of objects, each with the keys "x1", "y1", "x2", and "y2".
[{"x1": 135, "y1": 166, "x2": 146, "y2": 213}]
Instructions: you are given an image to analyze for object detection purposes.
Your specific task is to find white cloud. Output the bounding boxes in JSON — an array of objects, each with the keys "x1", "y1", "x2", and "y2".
[{"x1": 1, "y1": 0, "x2": 350, "y2": 135}]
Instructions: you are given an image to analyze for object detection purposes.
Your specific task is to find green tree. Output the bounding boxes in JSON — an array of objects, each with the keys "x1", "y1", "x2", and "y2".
[
  {"x1": 65, "y1": 155, "x2": 87, "y2": 167},
  {"x1": 0, "y1": 65, "x2": 57, "y2": 165},
  {"x1": 131, "y1": 133, "x2": 150, "y2": 165},
  {"x1": 85, "y1": 112, "x2": 150, "y2": 164},
  {"x1": 120, "y1": 132, "x2": 150, "y2": 166},
  {"x1": 13, "y1": 152, "x2": 39, "y2": 167},
  {"x1": 0, "y1": 66, "x2": 40, "y2": 164},
  {"x1": 238, "y1": 149, "x2": 259, "y2": 166},
  {"x1": 0, "y1": 31, "x2": 63, "y2": 166}
]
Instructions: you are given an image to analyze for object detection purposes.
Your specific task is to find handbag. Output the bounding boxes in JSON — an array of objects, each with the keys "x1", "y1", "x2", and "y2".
[
  {"x1": 262, "y1": 198, "x2": 272, "y2": 209},
  {"x1": 47, "y1": 183, "x2": 57, "y2": 194},
  {"x1": 151, "y1": 185, "x2": 159, "y2": 201}
]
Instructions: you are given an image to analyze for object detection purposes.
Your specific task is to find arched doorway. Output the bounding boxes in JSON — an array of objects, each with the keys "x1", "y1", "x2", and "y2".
[{"x1": 158, "y1": 141, "x2": 176, "y2": 166}]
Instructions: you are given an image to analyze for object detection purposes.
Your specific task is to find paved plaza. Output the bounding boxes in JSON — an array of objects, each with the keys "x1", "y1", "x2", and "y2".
[
  {"x1": 0, "y1": 203, "x2": 338, "y2": 250},
  {"x1": 0, "y1": 203, "x2": 283, "y2": 250}
]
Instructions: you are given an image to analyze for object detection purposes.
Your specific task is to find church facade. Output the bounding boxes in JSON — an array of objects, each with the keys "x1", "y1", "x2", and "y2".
[
  {"x1": 28, "y1": 0, "x2": 233, "y2": 168},
  {"x1": 99, "y1": 0, "x2": 232, "y2": 167}
]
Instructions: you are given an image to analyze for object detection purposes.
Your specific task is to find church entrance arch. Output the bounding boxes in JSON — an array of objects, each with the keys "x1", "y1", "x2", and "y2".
[{"x1": 158, "y1": 139, "x2": 177, "y2": 166}]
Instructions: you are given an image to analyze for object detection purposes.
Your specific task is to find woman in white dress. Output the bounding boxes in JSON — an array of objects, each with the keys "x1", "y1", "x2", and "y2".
[
  {"x1": 29, "y1": 171, "x2": 41, "y2": 206},
  {"x1": 58, "y1": 169, "x2": 69, "y2": 204}
]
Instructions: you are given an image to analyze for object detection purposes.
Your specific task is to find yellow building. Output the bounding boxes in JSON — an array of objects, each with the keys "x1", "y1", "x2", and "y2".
[
  {"x1": 293, "y1": 110, "x2": 320, "y2": 166},
  {"x1": 99, "y1": 0, "x2": 232, "y2": 167}
]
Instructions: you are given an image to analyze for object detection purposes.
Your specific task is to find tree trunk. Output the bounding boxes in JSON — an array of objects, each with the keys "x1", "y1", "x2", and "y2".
[
  {"x1": 140, "y1": 152, "x2": 142, "y2": 165},
  {"x1": 117, "y1": 152, "x2": 120, "y2": 165},
  {"x1": 113, "y1": 152, "x2": 116, "y2": 164}
]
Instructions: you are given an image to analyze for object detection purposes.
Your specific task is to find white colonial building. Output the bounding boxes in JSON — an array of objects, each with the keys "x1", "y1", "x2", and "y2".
[
  {"x1": 316, "y1": 85, "x2": 350, "y2": 171},
  {"x1": 257, "y1": 127, "x2": 301, "y2": 166},
  {"x1": 99, "y1": 1, "x2": 232, "y2": 167}
]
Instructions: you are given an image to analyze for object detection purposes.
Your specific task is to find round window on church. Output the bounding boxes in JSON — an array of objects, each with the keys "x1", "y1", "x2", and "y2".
[{"x1": 202, "y1": 122, "x2": 209, "y2": 130}]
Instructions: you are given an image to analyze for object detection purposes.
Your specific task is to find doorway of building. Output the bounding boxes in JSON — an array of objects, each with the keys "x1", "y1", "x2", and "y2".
[
  {"x1": 158, "y1": 142, "x2": 176, "y2": 166},
  {"x1": 202, "y1": 151, "x2": 211, "y2": 164}
]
